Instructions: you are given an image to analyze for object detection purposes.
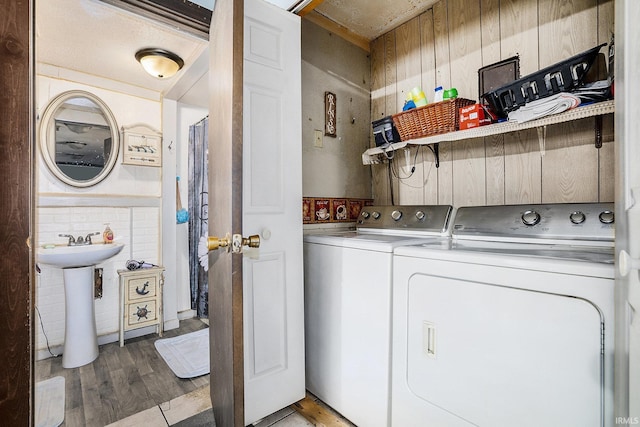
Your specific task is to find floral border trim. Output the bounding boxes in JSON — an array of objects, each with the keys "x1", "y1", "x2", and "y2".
[{"x1": 303, "y1": 197, "x2": 373, "y2": 224}]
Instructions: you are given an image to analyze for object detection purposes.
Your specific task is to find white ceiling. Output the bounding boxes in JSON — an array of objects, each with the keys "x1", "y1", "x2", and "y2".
[
  {"x1": 36, "y1": 0, "x2": 209, "y2": 96},
  {"x1": 313, "y1": 0, "x2": 438, "y2": 41},
  {"x1": 36, "y1": 0, "x2": 436, "y2": 102}
]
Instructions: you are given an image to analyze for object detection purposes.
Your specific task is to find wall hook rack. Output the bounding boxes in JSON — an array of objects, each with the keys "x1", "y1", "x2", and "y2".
[{"x1": 121, "y1": 124, "x2": 162, "y2": 167}]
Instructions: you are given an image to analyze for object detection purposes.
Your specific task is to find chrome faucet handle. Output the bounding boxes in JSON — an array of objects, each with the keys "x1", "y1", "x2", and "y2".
[
  {"x1": 85, "y1": 232, "x2": 100, "y2": 244},
  {"x1": 58, "y1": 234, "x2": 76, "y2": 245}
]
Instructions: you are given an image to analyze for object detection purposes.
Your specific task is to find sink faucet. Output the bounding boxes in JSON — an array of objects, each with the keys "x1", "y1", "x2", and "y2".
[
  {"x1": 59, "y1": 234, "x2": 76, "y2": 246},
  {"x1": 81, "y1": 231, "x2": 100, "y2": 245},
  {"x1": 59, "y1": 232, "x2": 100, "y2": 246}
]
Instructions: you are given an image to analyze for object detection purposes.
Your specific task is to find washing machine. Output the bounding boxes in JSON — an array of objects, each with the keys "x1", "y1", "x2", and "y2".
[
  {"x1": 392, "y1": 203, "x2": 615, "y2": 427},
  {"x1": 304, "y1": 205, "x2": 454, "y2": 427}
]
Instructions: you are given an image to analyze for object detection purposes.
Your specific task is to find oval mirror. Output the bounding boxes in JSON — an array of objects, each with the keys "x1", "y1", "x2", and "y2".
[{"x1": 39, "y1": 91, "x2": 120, "y2": 187}]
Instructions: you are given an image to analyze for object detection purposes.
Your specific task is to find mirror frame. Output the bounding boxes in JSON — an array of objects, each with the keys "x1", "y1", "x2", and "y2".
[{"x1": 39, "y1": 90, "x2": 120, "y2": 187}]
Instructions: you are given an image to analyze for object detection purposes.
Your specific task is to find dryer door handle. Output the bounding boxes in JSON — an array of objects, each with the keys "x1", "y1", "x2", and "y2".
[{"x1": 423, "y1": 321, "x2": 437, "y2": 359}]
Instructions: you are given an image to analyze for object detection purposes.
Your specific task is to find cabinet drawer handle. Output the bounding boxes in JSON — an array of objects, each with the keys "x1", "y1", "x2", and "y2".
[
  {"x1": 134, "y1": 305, "x2": 150, "y2": 320},
  {"x1": 136, "y1": 281, "x2": 150, "y2": 295}
]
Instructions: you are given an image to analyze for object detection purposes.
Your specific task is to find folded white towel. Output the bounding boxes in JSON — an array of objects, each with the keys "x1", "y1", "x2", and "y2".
[
  {"x1": 198, "y1": 235, "x2": 210, "y2": 271},
  {"x1": 508, "y1": 92, "x2": 581, "y2": 124}
]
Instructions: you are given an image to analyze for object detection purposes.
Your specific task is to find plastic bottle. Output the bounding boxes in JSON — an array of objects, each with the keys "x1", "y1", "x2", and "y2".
[
  {"x1": 403, "y1": 99, "x2": 416, "y2": 111},
  {"x1": 443, "y1": 87, "x2": 458, "y2": 100},
  {"x1": 433, "y1": 86, "x2": 444, "y2": 103},
  {"x1": 103, "y1": 223, "x2": 114, "y2": 244},
  {"x1": 403, "y1": 92, "x2": 416, "y2": 110},
  {"x1": 410, "y1": 87, "x2": 428, "y2": 107}
]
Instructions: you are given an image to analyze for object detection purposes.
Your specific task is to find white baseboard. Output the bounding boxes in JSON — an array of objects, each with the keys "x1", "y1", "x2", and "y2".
[
  {"x1": 35, "y1": 326, "x2": 159, "y2": 361},
  {"x1": 164, "y1": 318, "x2": 180, "y2": 331},
  {"x1": 36, "y1": 346, "x2": 64, "y2": 361},
  {"x1": 177, "y1": 309, "x2": 197, "y2": 320},
  {"x1": 36, "y1": 313, "x2": 202, "y2": 361}
]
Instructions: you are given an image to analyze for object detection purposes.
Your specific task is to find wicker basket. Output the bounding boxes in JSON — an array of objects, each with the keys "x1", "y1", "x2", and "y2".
[{"x1": 392, "y1": 98, "x2": 475, "y2": 141}]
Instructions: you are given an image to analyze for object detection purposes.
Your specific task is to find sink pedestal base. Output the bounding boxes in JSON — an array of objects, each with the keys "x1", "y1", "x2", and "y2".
[{"x1": 62, "y1": 266, "x2": 99, "y2": 369}]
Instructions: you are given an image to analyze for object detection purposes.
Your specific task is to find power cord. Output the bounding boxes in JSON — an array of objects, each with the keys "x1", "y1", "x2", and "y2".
[
  {"x1": 381, "y1": 131, "x2": 396, "y2": 160},
  {"x1": 388, "y1": 145, "x2": 437, "y2": 191},
  {"x1": 391, "y1": 145, "x2": 422, "y2": 180},
  {"x1": 35, "y1": 306, "x2": 61, "y2": 358},
  {"x1": 388, "y1": 161, "x2": 395, "y2": 205}
]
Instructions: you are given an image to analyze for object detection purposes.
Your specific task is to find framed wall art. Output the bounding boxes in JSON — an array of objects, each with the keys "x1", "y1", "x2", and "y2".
[{"x1": 324, "y1": 91, "x2": 336, "y2": 137}]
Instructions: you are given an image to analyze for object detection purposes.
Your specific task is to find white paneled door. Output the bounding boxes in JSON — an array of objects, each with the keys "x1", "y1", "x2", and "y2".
[
  {"x1": 208, "y1": 0, "x2": 303, "y2": 425},
  {"x1": 242, "y1": 0, "x2": 304, "y2": 424}
]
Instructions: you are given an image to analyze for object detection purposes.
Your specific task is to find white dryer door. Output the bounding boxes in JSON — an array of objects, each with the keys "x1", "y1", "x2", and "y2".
[{"x1": 405, "y1": 274, "x2": 603, "y2": 427}]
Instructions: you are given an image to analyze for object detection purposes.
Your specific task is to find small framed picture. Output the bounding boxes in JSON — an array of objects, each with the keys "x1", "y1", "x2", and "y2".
[
  {"x1": 314, "y1": 199, "x2": 331, "y2": 222},
  {"x1": 302, "y1": 199, "x2": 312, "y2": 223},
  {"x1": 332, "y1": 199, "x2": 347, "y2": 221},
  {"x1": 324, "y1": 92, "x2": 337, "y2": 137},
  {"x1": 348, "y1": 200, "x2": 364, "y2": 220}
]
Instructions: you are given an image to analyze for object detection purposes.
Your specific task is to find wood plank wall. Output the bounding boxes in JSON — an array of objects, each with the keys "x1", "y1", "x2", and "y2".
[{"x1": 370, "y1": 0, "x2": 615, "y2": 207}]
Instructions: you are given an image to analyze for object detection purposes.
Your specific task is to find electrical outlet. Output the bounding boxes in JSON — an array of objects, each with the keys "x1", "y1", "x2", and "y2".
[{"x1": 313, "y1": 130, "x2": 323, "y2": 148}]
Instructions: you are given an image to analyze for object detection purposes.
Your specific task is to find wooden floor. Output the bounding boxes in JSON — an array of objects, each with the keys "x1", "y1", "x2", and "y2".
[{"x1": 35, "y1": 318, "x2": 210, "y2": 427}]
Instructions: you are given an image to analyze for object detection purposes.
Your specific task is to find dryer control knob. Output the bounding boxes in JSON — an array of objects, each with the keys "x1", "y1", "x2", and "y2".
[
  {"x1": 569, "y1": 211, "x2": 586, "y2": 224},
  {"x1": 391, "y1": 210, "x2": 403, "y2": 221},
  {"x1": 361, "y1": 211, "x2": 370, "y2": 219},
  {"x1": 521, "y1": 210, "x2": 541, "y2": 226},
  {"x1": 372, "y1": 211, "x2": 381, "y2": 220},
  {"x1": 415, "y1": 210, "x2": 426, "y2": 221},
  {"x1": 599, "y1": 210, "x2": 615, "y2": 224}
]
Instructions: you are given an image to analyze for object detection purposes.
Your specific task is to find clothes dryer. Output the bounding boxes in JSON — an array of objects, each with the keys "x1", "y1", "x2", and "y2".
[{"x1": 392, "y1": 203, "x2": 615, "y2": 427}]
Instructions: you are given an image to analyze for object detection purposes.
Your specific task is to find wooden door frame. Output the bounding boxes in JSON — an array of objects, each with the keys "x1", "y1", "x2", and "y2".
[
  {"x1": 208, "y1": 0, "x2": 245, "y2": 425},
  {"x1": 0, "y1": 0, "x2": 34, "y2": 424}
]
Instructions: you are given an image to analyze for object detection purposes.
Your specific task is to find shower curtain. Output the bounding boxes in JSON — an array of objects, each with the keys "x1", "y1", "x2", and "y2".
[{"x1": 188, "y1": 117, "x2": 209, "y2": 317}]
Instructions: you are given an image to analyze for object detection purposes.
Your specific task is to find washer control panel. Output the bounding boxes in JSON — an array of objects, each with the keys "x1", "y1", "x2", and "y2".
[
  {"x1": 357, "y1": 205, "x2": 454, "y2": 234},
  {"x1": 453, "y1": 203, "x2": 614, "y2": 242}
]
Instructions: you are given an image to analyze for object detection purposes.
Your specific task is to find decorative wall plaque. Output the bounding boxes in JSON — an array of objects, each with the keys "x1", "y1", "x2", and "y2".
[
  {"x1": 324, "y1": 91, "x2": 337, "y2": 137},
  {"x1": 121, "y1": 124, "x2": 162, "y2": 167}
]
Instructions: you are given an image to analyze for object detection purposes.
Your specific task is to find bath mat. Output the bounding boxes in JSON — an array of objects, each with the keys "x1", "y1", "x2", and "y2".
[
  {"x1": 155, "y1": 328, "x2": 210, "y2": 378},
  {"x1": 35, "y1": 376, "x2": 65, "y2": 427}
]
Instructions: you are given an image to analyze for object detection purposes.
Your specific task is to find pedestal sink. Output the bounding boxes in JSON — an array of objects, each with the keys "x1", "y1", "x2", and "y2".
[{"x1": 37, "y1": 243, "x2": 124, "y2": 368}]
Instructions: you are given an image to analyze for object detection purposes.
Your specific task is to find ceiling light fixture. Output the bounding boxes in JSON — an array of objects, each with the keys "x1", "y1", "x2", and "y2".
[
  {"x1": 135, "y1": 48, "x2": 185, "y2": 79},
  {"x1": 64, "y1": 122, "x2": 93, "y2": 134}
]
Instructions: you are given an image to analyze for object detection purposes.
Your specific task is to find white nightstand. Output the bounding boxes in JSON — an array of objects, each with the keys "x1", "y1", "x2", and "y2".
[{"x1": 118, "y1": 267, "x2": 164, "y2": 347}]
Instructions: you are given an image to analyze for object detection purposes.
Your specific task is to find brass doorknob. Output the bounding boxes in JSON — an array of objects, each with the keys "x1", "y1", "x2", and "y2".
[
  {"x1": 241, "y1": 235, "x2": 260, "y2": 248},
  {"x1": 204, "y1": 234, "x2": 231, "y2": 251},
  {"x1": 204, "y1": 233, "x2": 260, "y2": 253},
  {"x1": 198, "y1": 233, "x2": 261, "y2": 271}
]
